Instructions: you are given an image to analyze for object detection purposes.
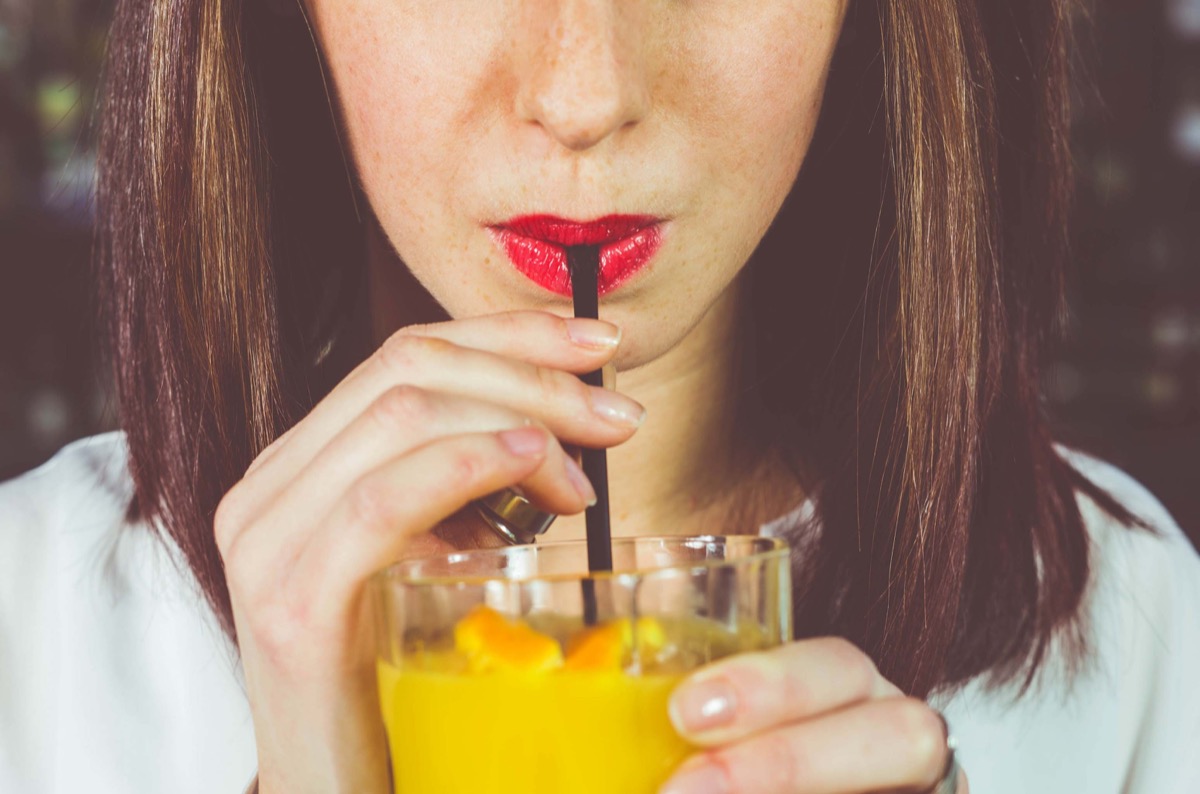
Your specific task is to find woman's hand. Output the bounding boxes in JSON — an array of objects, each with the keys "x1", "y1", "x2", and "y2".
[
  {"x1": 661, "y1": 639, "x2": 970, "y2": 794},
  {"x1": 212, "y1": 311, "x2": 644, "y2": 794}
]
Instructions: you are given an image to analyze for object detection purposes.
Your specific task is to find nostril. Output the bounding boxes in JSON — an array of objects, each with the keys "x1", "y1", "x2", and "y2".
[
  {"x1": 514, "y1": 16, "x2": 650, "y2": 151},
  {"x1": 530, "y1": 83, "x2": 642, "y2": 151}
]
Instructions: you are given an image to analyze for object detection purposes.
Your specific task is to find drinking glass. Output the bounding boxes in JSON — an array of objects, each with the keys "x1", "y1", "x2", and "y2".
[{"x1": 372, "y1": 535, "x2": 791, "y2": 794}]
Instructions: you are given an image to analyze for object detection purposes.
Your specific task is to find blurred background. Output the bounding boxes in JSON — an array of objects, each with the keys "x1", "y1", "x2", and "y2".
[{"x1": 1, "y1": 1, "x2": 1198, "y2": 547}]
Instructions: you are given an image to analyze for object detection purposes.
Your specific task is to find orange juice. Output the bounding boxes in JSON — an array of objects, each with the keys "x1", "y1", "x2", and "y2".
[
  {"x1": 377, "y1": 662, "x2": 689, "y2": 793},
  {"x1": 376, "y1": 607, "x2": 695, "y2": 793},
  {"x1": 373, "y1": 536, "x2": 791, "y2": 792}
]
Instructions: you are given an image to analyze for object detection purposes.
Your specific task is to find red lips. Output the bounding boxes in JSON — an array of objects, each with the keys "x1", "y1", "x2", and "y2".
[{"x1": 489, "y1": 215, "x2": 665, "y2": 296}]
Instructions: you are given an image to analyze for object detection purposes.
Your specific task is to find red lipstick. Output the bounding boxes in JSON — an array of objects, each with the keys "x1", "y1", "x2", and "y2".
[{"x1": 489, "y1": 215, "x2": 665, "y2": 296}]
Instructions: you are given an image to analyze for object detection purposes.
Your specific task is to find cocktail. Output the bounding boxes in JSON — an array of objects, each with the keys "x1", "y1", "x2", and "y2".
[{"x1": 372, "y1": 535, "x2": 791, "y2": 793}]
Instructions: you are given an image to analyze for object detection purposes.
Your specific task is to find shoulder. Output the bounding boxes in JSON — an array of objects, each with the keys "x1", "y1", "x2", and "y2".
[
  {"x1": 1059, "y1": 445, "x2": 1188, "y2": 549},
  {"x1": 0, "y1": 431, "x2": 133, "y2": 536},
  {"x1": 1060, "y1": 445, "x2": 1199, "y2": 671},
  {"x1": 0, "y1": 434, "x2": 257, "y2": 792},
  {"x1": 1067, "y1": 450, "x2": 1200, "y2": 792},
  {"x1": 944, "y1": 447, "x2": 1200, "y2": 794},
  {"x1": 0, "y1": 432, "x2": 137, "y2": 614},
  {"x1": 0, "y1": 431, "x2": 150, "y2": 620}
]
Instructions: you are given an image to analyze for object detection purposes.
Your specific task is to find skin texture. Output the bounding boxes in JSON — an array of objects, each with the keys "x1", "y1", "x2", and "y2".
[
  {"x1": 218, "y1": 2, "x2": 969, "y2": 792},
  {"x1": 317, "y1": 0, "x2": 835, "y2": 362},
  {"x1": 313, "y1": 0, "x2": 846, "y2": 542},
  {"x1": 312, "y1": 0, "x2": 854, "y2": 542}
]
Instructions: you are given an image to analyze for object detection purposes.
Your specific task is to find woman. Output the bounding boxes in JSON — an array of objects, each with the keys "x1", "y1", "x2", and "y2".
[{"x1": 1, "y1": 0, "x2": 1197, "y2": 791}]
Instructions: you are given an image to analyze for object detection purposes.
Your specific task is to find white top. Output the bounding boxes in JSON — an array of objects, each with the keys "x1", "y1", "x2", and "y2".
[{"x1": 1, "y1": 432, "x2": 1198, "y2": 793}]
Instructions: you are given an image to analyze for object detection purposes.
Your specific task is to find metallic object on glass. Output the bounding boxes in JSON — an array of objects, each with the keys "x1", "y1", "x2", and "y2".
[
  {"x1": 473, "y1": 363, "x2": 616, "y2": 546},
  {"x1": 474, "y1": 489, "x2": 558, "y2": 545}
]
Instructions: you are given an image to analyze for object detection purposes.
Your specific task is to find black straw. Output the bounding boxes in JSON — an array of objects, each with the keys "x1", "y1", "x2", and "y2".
[{"x1": 568, "y1": 245, "x2": 613, "y2": 624}]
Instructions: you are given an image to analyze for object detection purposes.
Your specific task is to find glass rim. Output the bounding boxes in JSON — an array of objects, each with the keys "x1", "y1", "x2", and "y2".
[{"x1": 373, "y1": 534, "x2": 790, "y2": 589}]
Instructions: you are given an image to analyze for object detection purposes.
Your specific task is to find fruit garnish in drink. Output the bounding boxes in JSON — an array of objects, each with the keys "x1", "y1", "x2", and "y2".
[
  {"x1": 563, "y1": 620, "x2": 627, "y2": 670},
  {"x1": 564, "y1": 616, "x2": 668, "y2": 671},
  {"x1": 453, "y1": 605, "x2": 669, "y2": 673},
  {"x1": 377, "y1": 608, "x2": 752, "y2": 793},
  {"x1": 453, "y1": 604, "x2": 564, "y2": 673}
]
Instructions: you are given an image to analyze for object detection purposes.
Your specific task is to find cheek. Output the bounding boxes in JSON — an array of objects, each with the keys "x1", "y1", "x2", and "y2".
[
  {"x1": 307, "y1": 1, "x2": 494, "y2": 219},
  {"x1": 681, "y1": 4, "x2": 844, "y2": 207},
  {"x1": 310, "y1": 3, "x2": 394, "y2": 172}
]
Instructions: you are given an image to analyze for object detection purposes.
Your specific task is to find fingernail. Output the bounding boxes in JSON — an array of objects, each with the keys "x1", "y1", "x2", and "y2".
[
  {"x1": 564, "y1": 455, "x2": 597, "y2": 506},
  {"x1": 670, "y1": 678, "x2": 738, "y2": 735},
  {"x1": 659, "y1": 760, "x2": 731, "y2": 794},
  {"x1": 566, "y1": 318, "x2": 622, "y2": 349},
  {"x1": 499, "y1": 427, "x2": 548, "y2": 457},
  {"x1": 588, "y1": 389, "x2": 646, "y2": 428}
]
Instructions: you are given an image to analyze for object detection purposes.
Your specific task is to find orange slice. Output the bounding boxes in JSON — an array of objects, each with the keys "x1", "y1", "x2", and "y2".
[
  {"x1": 563, "y1": 616, "x2": 667, "y2": 671},
  {"x1": 564, "y1": 620, "x2": 630, "y2": 671},
  {"x1": 453, "y1": 605, "x2": 564, "y2": 674}
]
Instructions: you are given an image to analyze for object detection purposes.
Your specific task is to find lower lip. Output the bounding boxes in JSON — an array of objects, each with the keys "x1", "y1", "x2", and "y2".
[{"x1": 488, "y1": 224, "x2": 665, "y2": 296}]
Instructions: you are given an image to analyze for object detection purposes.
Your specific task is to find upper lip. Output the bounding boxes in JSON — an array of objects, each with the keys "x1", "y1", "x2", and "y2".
[{"x1": 493, "y1": 214, "x2": 662, "y2": 246}]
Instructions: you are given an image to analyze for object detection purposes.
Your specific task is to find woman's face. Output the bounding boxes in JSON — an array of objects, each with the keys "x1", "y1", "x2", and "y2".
[{"x1": 307, "y1": 0, "x2": 848, "y2": 368}]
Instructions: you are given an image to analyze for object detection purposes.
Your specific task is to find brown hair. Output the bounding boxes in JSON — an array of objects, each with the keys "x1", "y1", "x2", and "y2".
[{"x1": 96, "y1": 0, "x2": 1134, "y2": 698}]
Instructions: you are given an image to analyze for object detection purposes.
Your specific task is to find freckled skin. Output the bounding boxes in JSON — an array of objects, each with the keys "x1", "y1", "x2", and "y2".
[{"x1": 304, "y1": 0, "x2": 848, "y2": 371}]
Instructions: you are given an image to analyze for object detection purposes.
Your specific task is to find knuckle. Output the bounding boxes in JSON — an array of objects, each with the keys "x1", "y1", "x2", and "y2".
[
  {"x1": 254, "y1": 424, "x2": 293, "y2": 461},
  {"x1": 720, "y1": 731, "x2": 803, "y2": 792},
  {"x1": 245, "y1": 594, "x2": 310, "y2": 672},
  {"x1": 445, "y1": 443, "x2": 493, "y2": 487},
  {"x1": 378, "y1": 332, "x2": 418, "y2": 373},
  {"x1": 490, "y1": 310, "x2": 526, "y2": 337},
  {"x1": 755, "y1": 731, "x2": 803, "y2": 789},
  {"x1": 346, "y1": 475, "x2": 396, "y2": 534},
  {"x1": 392, "y1": 320, "x2": 435, "y2": 338},
  {"x1": 244, "y1": 439, "x2": 279, "y2": 476},
  {"x1": 378, "y1": 332, "x2": 451, "y2": 376},
  {"x1": 531, "y1": 310, "x2": 570, "y2": 339},
  {"x1": 370, "y1": 385, "x2": 434, "y2": 431},
  {"x1": 770, "y1": 660, "x2": 817, "y2": 717},
  {"x1": 821, "y1": 636, "x2": 879, "y2": 698},
  {"x1": 213, "y1": 488, "x2": 249, "y2": 555},
  {"x1": 496, "y1": 310, "x2": 559, "y2": 339},
  {"x1": 533, "y1": 364, "x2": 564, "y2": 403},
  {"x1": 533, "y1": 363, "x2": 587, "y2": 408},
  {"x1": 221, "y1": 537, "x2": 260, "y2": 594},
  {"x1": 699, "y1": 751, "x2": 742, "y2": 792},
  {"x1": 888, "y1": 698, "x2": 947, "y2": 782}
]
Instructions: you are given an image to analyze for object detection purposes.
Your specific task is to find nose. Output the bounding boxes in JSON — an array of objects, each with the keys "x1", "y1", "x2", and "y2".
[{"x1": 514, "y1": 0, "x2": 651, "y2": 151}]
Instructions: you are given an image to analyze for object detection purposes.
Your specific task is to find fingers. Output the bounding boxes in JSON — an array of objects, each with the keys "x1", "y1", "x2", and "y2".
[
  {"x1": 661, "y1": 697, "x2": 951, "y2": 794},
  {"x1": 302, "y1": 428, "x2": 560, "y2": 606},
  {"x1": 226, "y1": 427, "x2": 556, "y2": 615},
  {"x1": 401, "y1": 312, "x2": 622, "y2": 365},
  {"x1": 222, "y1": 388, "x2": 593, "y2": 558},
  {"x1": 218, "y1": 312, "x2": 628, "y2": 794},
  {"x1": 243, "y1": 314, "x2": 638, "y2": 508},
  {"x1": 669, "y1": 638, "x2": 902, "y2": 747}
]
